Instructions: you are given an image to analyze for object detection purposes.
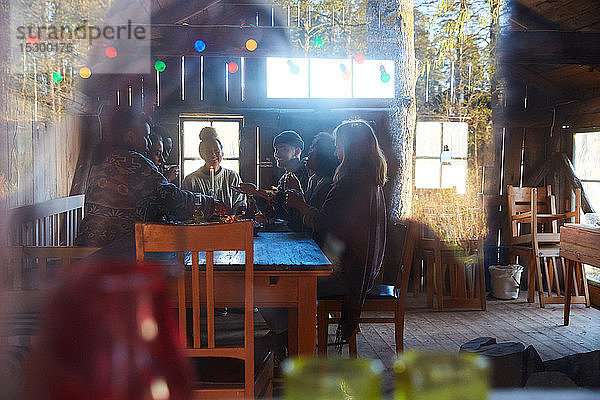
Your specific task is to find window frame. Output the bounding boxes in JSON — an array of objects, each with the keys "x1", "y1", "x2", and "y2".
[
  {"x1": 414, "y1": 120, "x2": 469, "y2": 193},
  {"x1": 179, "y1": 114, "x2": 244, "y2": 179}
]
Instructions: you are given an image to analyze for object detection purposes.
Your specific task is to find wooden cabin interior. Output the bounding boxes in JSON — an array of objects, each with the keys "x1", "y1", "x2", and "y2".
[{"x1": 1, "y1": 0, "x2": 600, "y2": 397}]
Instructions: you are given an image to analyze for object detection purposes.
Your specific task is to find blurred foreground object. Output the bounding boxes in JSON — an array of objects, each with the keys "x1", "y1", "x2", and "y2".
[
  {"x1": 394, "y1": 351, "x2": 489, "y2": 400},
  {"x1": 283, "y1": 357, "x2": 383, "y2": 399},
  {"x1": 22, "y1": 262, "x2": 191, "y2": 400}
]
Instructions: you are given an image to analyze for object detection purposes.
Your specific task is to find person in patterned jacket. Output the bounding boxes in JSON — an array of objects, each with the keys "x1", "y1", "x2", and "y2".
[{"x1": 75, "y1": 108, "x2": 224, "y2": 248}]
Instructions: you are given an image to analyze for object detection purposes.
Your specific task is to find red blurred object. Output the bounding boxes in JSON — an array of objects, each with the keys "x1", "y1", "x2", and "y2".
[
  {"x1": 354, "y1": 54, "x2": 365, "y2": 64},
  {"x1": 227, "y1": 61, "x2": 239, "y2": 73},
  {"x1": 22, "y1": 262, "x2": 191, "y2": 400}
]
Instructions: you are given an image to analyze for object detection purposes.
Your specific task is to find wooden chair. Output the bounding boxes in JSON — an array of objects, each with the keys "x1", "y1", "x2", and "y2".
[
  {"x1": 412, "y1": 189, "x2": 487, "y2": 311},
  {"x1": 135, "y1": 221, "x2": 273, "y2": 399},
  {"x1": 507, "y1": 185, "x2": 589, "y2": 307},
  {"x1": 8, "y1": 195, "x2": 85, "y2": 246},
  {"x1": 317, "y1": 220, "x2": 418, "y2": 357}
]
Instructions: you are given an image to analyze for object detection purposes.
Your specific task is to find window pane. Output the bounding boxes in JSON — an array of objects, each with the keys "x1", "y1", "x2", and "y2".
[
  {"x1": 442, "y1": 160, "x2": 467, "y2": 194},
  {"x1": 266, "y1": 57, "x2": 309, "y2": 98},
  {"x1": 221, "y1": 159, "x2": 239, "y2": 174},
  {"x1": 415, "y1": 159, "x2": 441, "y2": 188},
  {"x1": 582, "y1": 182, "x2": 600, "y2": 212},
  {"x1": 309, "y1": 58, "x2": 352, "y2": 98},
  {"x1": 182, "y1": 120, "x2": 210, "y2": 158},
  {"x1": 352, "y1": 59, "x2": 395, "y2": 98},
  {"x1": 574, "y1": 132, "x2": 600, "y2": 180},
  {"x1": 443, "y1": 122, "x2": 468, "y2": 158},
  {"x1": 183, "y1": 159, "x2": 203, "y2": 180},
  {"x1": 212, "y1": 121, "x2": 240, "y2": 158},
  {"x1": 416, "y1": 122, "x2": 441, "y2": 157}
]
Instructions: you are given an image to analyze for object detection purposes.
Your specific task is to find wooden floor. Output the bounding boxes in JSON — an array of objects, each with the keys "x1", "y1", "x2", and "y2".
[{"x1": 321, "y1": 291, "x2": 600, "y2": 394}]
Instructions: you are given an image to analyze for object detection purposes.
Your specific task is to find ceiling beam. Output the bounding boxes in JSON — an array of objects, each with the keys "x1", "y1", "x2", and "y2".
[
  {"x1": 502, "y1": 64, "x2": 577, "y2": 101},
  {"x1": 510, "y1": 1, "x2": 561, "y2": 31},
  {"x1": 502, "y1": 31, "x2": 600, "y2": 65}
]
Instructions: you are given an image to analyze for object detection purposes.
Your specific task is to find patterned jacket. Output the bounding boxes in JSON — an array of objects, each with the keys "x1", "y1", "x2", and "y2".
[{"x1": 75, "y1": 149, "x2": 213, "y2": 247}]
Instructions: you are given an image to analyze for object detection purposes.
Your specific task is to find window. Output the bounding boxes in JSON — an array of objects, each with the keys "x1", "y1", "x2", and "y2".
[
  {"x1": 265, "y1": 57, "x2": 394, "y2": 99},
  {"x1": 180, "y1": 116, "x2": 242, "y2": 179},
  {"x1": 573, "y1": 131, "x2": 600, "y2": 283},
  {"x1": 414, "y1": 121, "x2": 468, "y2": 194}
]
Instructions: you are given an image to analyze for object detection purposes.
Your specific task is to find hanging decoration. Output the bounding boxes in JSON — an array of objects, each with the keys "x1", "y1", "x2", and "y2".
[
  {"x1": 105, "y1": 46, "x2": 117, "y2": 58},
  {"x1": 287, "y1": 59, "x2": 300, "y2": 75},
  {"x1": 26, "y1": 35, "x2": 39, "y2": 45},
  {"x1": 154, "y1": 60, "x2": 166, "y2": 72},
  {"x1": 227, "y1": 61, "x2": 239, "y2": 73},
  {"x1": 313, "y1": 37, "x2": 323, "y2": 48},
  {"x1": 51, "y1": 72, "x2": 63, "y2": 83},
  {"x1": 245, "y1": 39, "x2": 258, "y2": 51},
  {"x1": 79, "y1": 67, "x2": 92, "y2": 79},
  {"x1": 379, "y1": 65, "x2": 390, "y2": 83},
  {"x1": 339, "y1": 63, "x2": 351, "y2": 80},
  {"x1": 194, "y1": 39, "x2": 206, "y2": 52}
]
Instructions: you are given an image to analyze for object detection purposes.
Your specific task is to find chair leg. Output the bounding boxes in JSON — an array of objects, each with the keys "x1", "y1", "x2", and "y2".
[
  {"x1": 526, "y1": 255, "x2": 536, "y2": 303},
  {"x1": 426, "y1": 253, "x2": 434, "y2": 309},
  {"x1": 394, "y1": 307, "x2": 404, "y2": 354},
  {"x1": 317, "y1": 304, "x2": 328, "y2": 357},
  {"x1": 348, "y1": 334, "x2": 357, "y2": 358},
  {"x1": 580, "y1": 262, "x2": 591, "y2": 307},
  {"x1": 536, "y1": 256, "x2": 546, "y2": 307},
  {"x1": 435, "y1": 248, "x2": 444, "y2": 311}
]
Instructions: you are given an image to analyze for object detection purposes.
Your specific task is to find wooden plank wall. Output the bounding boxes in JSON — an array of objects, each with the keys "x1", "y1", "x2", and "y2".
[{"x1": 0, "y1": 97, "x2": 82, "y2": 209}]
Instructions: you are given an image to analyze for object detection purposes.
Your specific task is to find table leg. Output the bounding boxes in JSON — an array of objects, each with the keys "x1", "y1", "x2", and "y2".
[
  {"x1": 297, "y1": 278, "x2": 317, "y2": 356},
  {"x1": 564, "y1": 258, "x2": 574, "y2": 326},
  {"x1": 288, "y1": 307, "x2": 298, "y2": 356}
]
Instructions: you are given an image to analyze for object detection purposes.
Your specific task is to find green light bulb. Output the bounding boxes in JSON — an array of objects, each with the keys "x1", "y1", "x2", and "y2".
[{"x1": 154, "y1": 61, "x2": 166, "y2": 72}]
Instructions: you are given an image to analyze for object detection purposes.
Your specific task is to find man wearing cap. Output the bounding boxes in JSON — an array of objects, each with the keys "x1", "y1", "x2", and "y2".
[{"x1": 234, "y1": 130, "x2": 309, "y2": 231}]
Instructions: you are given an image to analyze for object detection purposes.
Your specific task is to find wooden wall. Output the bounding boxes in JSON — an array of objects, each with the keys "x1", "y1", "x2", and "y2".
[{"x1": 0, "y1": 96, "x2": 84, "y2": 209}]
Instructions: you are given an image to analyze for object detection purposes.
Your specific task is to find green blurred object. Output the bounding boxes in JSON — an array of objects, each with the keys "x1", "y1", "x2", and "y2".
[
  {"x1": 283, "y1": 357, "x2": 383, "y2": 400},
  {"x1": 394, "y1": 351, "x2": 489, "y2": 400}
]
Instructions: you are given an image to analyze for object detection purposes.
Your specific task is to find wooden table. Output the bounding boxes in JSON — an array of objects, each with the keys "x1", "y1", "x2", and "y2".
[
  {"x1": 174, "y1": 232, "x2": 332, "y2": 356},
  {"x1": 560, "y1": 224, "x2": 600, "y2": 325}
]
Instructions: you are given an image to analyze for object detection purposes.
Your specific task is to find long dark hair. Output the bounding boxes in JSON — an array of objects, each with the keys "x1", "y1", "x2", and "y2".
[
  {"x1": 332, "y1": 119, "x2": 387, "y2": 187},
  {"x1": 309, "y1": 132, "x2": 339, "y2": 178}
]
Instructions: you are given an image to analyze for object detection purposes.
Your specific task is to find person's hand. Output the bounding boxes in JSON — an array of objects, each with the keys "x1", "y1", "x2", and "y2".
[
  {"x1": 286, "y1": 189, "x2": 308, "y2": 212},
  {"x1": 232, "y1": 182, "x2": 258, "y2": 196},
  {"x1": 213, "y1": 200, "x2": 229, "y2": 215},
  {"x1": 165, "y1": 165, "x2": 179, "y2": 183},
  {"x1": 285, "y1": 173, "x2": 302, "y2": 193}
]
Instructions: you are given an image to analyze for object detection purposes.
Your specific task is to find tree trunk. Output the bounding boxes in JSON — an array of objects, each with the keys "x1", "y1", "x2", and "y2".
[{"x1": 367, "y1": 0, "x2": 417, "y2": 222}]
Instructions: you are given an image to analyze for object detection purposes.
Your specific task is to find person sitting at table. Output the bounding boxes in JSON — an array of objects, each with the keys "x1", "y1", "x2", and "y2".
[
  {"x1": 147, "y1": 131, "x2": 179, "y2": 184},
  {"x1": 182, "y1": 126, "x2": 247, "y2": 215},
  {"x1": 286, "y1": 119, "x2": 387, "y2": 344},
  {"x1": 233, "y1": 130, "x2": 309, "y2": 230},
  {"x1": 75, "y1": 108, "x2": 225, "y2": 248}
]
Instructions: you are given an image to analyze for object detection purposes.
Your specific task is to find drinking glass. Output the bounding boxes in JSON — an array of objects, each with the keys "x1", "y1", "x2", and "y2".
[
  {"x1": 283, "y1": 357, "x2": 383, "y2": 400},
  {"x1": 394, "y1": 351, "x2": 489, "y2": 400}
]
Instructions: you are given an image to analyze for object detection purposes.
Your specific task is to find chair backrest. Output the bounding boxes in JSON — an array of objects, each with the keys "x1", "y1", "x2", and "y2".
[
  {"x1": 7, "y1": 195, "x2": 85, "y2": 246},
  {"x1": 135, "y1": 221, "x2": 255, "y2": 397},
  {"x1": 507, "y1": 185, "x2": 557, "y2": 237}
]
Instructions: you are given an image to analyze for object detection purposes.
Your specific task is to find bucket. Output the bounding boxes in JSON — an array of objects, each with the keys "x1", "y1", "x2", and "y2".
[{"x1": 489, "y1": 264, "x2": 524, "y2": 300}]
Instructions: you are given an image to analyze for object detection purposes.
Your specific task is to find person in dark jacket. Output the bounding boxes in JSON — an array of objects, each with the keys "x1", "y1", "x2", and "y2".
[
  {"x1": 233, "y1": 130, "x2": 309, "y2": 230},
  {"x1": 76, "y1": 108, "x2": 224, "y2": 248},
  {"x1": 287, "y1": 119, "x2": 387, "y2": 342}
]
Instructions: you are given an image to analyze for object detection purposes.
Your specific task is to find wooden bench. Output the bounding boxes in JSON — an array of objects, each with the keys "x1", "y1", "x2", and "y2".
[
  {"x1": 4, "y1": 196, "x2": 97, "y2": 312},
  {"x1": 7, "y1": 195, "x2": 85, "y2": 246}
]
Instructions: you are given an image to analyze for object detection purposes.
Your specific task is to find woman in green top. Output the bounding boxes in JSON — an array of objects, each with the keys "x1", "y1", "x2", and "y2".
[{"x1": 182, "y1": 127, "x2": 247, "y2": 214}]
